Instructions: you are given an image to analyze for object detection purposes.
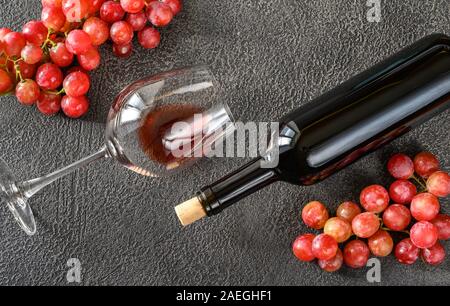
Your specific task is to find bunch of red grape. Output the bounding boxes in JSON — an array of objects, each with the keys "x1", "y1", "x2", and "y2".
[
  {"x1": 292, "y1": 151, "x2": 450, "y2": 272},
  {"x1": 0, "y1": 0, "x2": 182, "y2": 118}
]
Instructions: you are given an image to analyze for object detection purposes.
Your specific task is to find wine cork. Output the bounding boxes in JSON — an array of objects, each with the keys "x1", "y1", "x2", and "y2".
[{"x1": 175, "y1": 197, "x2": 207, "y2": 226}]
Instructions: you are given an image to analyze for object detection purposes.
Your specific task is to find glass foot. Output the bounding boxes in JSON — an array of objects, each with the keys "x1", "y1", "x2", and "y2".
[{"x1": 0, "y1": 158, "x2": 36, "y2": 236}]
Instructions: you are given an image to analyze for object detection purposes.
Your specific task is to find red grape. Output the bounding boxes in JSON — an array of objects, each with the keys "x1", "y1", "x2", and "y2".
[
  {"x1": 301, "y1": 201, "x2": 329, "y2": 230},
  {"x1": 137, "y1": 26, "x2": 160, "y2": 49},
  {"x1": 324, "y1": 217, "x2": 352, "y2": 243},
  {"x1": 0, "y1": 31, "x2": 8, "y2": 53},
  {"x1": 42, "y1": 0, "x2": 63, "y2": 8},
  {"x1": 426, "y1": 171, "x2": 450, "y2": 197},
  {"x1": 15, "y1": 79, "x2": 40, "y2": 105},
  {"x1": 113, "y1": 42, "x2": 133, "y2": 58},
  {"x1": 120, "y1": 0, "x2": 145, "y2": 14},
  {"x1": 351, "y1": 212, "x2": 380, "y2": 238},
  {"x1": 62, "y1": 0, "x2": 90, "y2": 22},
  {"x1": 41, "y1": 6, "x2": 66, "y2": 31},
  {"x1": 82, "y1": 17, "x2": 110, "y2": 46},
  {"x1": 77, "y1": 47, "x2": 101, "y2": 71},
  {"x1": 395, "y1": 238, "x2": 420, "y2": 264},
  {"x1": 311, "y1": 234, "x2": 338, "y2": 260},
  {"x1": 421, "y1": 242, "x2": 445, "y2": 266},
  {"x1": 21, "y1": 44, "x2": 43, "y2": 65},
  {"x1": 90, "y1": 0, "x2": 106, "y2": 14},
  {"x1": 387, "y1": 153, "x2": 414, "y2": 179},
  {"x1": 318, "y1": 249, "x2": 343, "y2": 272},
  {"x1": 37, "y1": 92, "x2": 61, "y2": 115},
  {"x1": 431, "y1": 214, "x2": 450, "y2": 240},
  {"x1": 343, "y1": 240, "x2": 370, "y2": 268},
  {"x1": 292, "y1": 233, "x2": 315, "y2": 262},
  {"x1": 146, "y1": 1, "x2": 173, "y2": 27},
  {"x1": 59, "y1": 20, "x2": 73, "y2": 33},
  {"x1": 50, "y1": 33, "x2": 62, "y2": 42},
  {"x1": 414, "y1": 152, "x2": 440, "y2": 178},
  {"x1": 66, "y1": 66, "x2": 90, "y2": 82},
  {"x1": 389, "y1": 180, "x2": 417, "y2": 205},
  {"x1": 110, "y1": 21, "x2": 134, "y2": 45},
  {"x1": 22, "y1": 21, "x2": 48, "y2": 46},
  {"x1": 382, "y1": 204, "x2": 411, "y2": 231},
  {"x1": 50, "y1": 42, "x2": 74, "y2": 67},
  {"x1": 61, "y1": 95, "x2": 89, "y2": 118},
  {"x1": 0, "y1": 69, "x2": 13, "y2": 93},
  {"x1": 161, "y1": 0, "x2": 182, "y2": 15},
  {"x1": 36, "y1": 63, "x2": 63, "y2": 90},
  {"x1": 368, "y1": 229, "x2": 393, "y2": 257},
  {"x1": 100, "y1": 1, "x2": 126, "y2": 23},
  {"x1": 5, "y1": 61, "x2": 15, "y2": 76},
  {"x1": 126, "y1": 11, "x2": 147, "y2": 31},
  {"x1": 410, "y1": 221, "x2": 438, "y2": 249},
  {"x1": 360, "y1": 184, "x2": 389, "y2": 213},
  {"x1": 13, "y1": 60, "x2": 37, "y2": 79},
  {"x1": 63, "y1": 71, "x2": 90, "y2": 97},
  {"x1": 410, "y1": 193, "x2": 440, "y2": 221},
  {"x1": 65, "y1": 30, "x2": 93, "y2": 55},
  {"x1": 0, "y1": 54, "x2": 6, "y2": 66},
  {"x1": 3, "y1": 32, "x2": 26, "y2": 57},
  {"x1": 0, "y1": 28, "x2": 12, "y2": 42},
  {"x1": 336, "y1": 201, "x2": 361, "y2": 223}
]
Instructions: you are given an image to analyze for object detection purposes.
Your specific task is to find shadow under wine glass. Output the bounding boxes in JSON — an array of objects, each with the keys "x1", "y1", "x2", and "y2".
[{"x1": 0, "y1": 66, "x2": 235, "y2": 235}]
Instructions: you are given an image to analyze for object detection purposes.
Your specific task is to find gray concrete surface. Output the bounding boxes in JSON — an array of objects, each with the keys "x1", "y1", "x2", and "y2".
[{"x1": 0, "y1": 0, "x2": 449, "y2": 285}]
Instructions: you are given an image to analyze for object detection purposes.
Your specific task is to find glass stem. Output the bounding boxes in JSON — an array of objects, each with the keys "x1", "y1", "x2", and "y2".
[{"x1": 18, "y1": 146, "x2": 110, "y2": 199}]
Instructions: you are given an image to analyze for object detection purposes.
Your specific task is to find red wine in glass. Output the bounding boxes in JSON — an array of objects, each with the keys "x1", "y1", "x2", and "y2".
[{"x1": 138, "y1": 104, "x2": 204, "y2": 168}]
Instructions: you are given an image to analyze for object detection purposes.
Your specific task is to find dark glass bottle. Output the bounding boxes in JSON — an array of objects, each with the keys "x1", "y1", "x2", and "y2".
[{"x1": 175, "y1": 34, "x2": 450, "y2": 225}]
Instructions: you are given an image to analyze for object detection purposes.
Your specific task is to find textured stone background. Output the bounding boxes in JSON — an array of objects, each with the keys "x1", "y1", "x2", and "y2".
[{"x1": 0, "y1": 0, "x2": 449, "y2": 286}]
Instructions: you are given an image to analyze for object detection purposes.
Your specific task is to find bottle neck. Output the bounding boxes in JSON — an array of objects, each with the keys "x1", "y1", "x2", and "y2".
[{"x1": 198, "y1": 158, "x2": 280, "y2": 216}]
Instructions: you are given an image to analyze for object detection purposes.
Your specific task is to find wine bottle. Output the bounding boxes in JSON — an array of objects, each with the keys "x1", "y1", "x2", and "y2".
[{"x1": 175, "y1": 34, "x2": 450, "y2": 226}]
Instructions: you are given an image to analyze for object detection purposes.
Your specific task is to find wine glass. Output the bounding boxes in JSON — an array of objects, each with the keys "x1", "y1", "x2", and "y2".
[{"x1": 0, "y1": 66, "x2": 235, "y2": 236}]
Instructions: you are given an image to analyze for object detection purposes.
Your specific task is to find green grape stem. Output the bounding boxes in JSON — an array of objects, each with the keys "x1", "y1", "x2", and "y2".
[
  {"x1": 13, "y1": 59, "x2": 24, "y2": 82},
  {"x1": 380, "y1": 226, "x2": 409, "y2": 235},
  {"x1": 0, "y1": 91, "x2": 13, "y2": 97},
  {"x1": 41, "y1": 28, "x2": 56, "y2": 53},
  {"x1": 411, "y1": 174, "x2": 427, "y2": 191},
  {"x1": 44, "y1": 88, "x2": 65, "y2": 95}
]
